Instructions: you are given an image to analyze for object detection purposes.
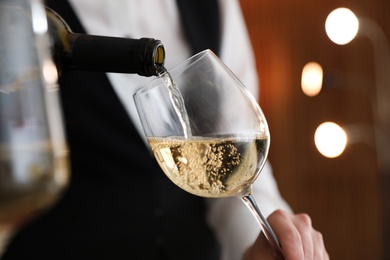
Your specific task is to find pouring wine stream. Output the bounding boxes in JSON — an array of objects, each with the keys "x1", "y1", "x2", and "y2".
[{"x1": 158, "y1": 67, "x2": 192, "y2": 139}]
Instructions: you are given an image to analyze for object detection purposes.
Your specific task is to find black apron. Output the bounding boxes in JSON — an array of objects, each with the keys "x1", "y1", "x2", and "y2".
[{"x1": 2, "y1": 0, "x2": 221, "y2": 259}]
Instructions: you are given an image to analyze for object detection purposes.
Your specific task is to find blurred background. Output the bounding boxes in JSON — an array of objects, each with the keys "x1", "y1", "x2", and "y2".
[{"x1": 239, "y1": 0, "x2": 389, "y2": 259}]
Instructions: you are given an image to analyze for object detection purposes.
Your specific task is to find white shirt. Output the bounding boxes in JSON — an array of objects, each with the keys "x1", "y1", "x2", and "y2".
[{"x1": 68, "y1": 1, "x2": 291, "y2": 259}]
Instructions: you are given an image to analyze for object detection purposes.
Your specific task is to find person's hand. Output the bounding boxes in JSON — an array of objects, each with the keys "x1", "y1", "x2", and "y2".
[{"x1": 243, "y1": 209, "x2": 329, "y2": 260}]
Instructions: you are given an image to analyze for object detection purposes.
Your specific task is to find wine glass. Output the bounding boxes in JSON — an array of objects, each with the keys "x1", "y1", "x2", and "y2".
[
  {"x1": 134, "y1": 50, "x2": 283, "y2": 259},
  {"x1": 0, "y1": 0, "x2": 69, "y2": 256}
]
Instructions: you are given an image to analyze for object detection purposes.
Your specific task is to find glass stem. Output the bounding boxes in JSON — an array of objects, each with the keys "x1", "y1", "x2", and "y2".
[{"x1": 240, "y1": 192, "x2": 284, "y2": 260}]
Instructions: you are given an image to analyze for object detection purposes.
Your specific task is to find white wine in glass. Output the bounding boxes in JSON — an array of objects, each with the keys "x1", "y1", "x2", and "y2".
[
  {"x1": 0, "y1": 0, "x2": 69, "y2": 255},
  {"x1": 134, "y1": 50, "x2": 283, "y2": 259}
]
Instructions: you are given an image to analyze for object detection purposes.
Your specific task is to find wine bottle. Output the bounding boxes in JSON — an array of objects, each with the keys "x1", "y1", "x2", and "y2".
[{"x1": 45, "y1": 7, "x2": 165, "y2": 77}]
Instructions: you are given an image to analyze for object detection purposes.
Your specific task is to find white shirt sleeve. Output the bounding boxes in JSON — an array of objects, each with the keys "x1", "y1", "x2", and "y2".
[{"x1": 206, "y1": 1, "x2": 292, "y2": 259}]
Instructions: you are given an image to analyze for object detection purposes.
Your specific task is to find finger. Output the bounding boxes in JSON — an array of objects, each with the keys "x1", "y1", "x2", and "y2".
[
  {"x1": 311, "y1": 229, "x2": 330, "y2": 260},
  {"x1": 293, "y1": 216, "x2": 330, "y2": 260},
  {"x1": 290, "y1": 213, "x2": 315, "y2": 259},
  {"x1": 267, "y1": 210, "x2": 304, "y2": 259}
]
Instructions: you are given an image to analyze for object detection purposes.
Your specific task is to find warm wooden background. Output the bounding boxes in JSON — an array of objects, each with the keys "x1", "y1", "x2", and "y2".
[{"x1": 240, "y1": 0, "x2": 389, "y2": 259}]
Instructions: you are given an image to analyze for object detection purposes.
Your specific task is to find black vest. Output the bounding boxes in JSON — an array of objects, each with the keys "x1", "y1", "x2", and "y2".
[{"x1": 2, "y1": 1, "x2": 221, "y2": 259}]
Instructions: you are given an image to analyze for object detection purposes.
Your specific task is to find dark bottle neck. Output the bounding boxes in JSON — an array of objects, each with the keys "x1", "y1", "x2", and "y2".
[
  {"x1": 46, "y1": 6, "x2": 165, "y2": 77},
  {"x1": 64, "y1": 35, "x2": 165, "y2": 76}
]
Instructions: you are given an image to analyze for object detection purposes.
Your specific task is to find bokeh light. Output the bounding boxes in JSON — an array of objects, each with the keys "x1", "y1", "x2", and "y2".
[
  {"x1": 325, "y1": 8, "x2": 359, "y2": 45},
  {"x1": 301, "y1": 62, "x2": 323, "y2": 96},
  {"x1": 315, "y1": 122, "x2": 348, "y2": 158}
]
